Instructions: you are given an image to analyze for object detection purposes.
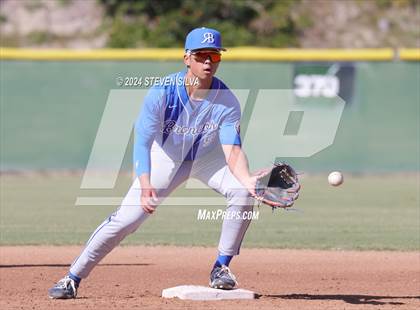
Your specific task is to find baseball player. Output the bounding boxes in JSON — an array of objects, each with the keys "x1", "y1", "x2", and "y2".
[{"x1": 48, "y1": 27, "x2": 260, "y2": 299}]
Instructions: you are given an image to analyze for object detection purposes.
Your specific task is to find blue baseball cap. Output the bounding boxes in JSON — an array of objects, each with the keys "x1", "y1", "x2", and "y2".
[{"x1": 185, "y1": 27, "x2": 226, "y2": 52}]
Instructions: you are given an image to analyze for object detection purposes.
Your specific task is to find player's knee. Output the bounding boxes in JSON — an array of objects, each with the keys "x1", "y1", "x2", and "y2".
[
  {"x1": 226, "y1": 187, "x2": 252, "y2": 205},
  {"x1": 112, "y1": 210, "x2": 148, "y2": 235},
  {"x1": 226, "y1": 185, "x2": 249, "y2": 197},
  {"x1": 112, "y1": 218, "x2": 142, "y2": 238}
]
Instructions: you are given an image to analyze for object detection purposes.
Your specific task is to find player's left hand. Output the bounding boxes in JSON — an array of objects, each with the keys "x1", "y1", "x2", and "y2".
[
  {"x1": 242, "y1": 175, "x2": 259, "y2": 197},
  {"x1": 253, "y1": 163, "x2": 301, "y2": 209}
]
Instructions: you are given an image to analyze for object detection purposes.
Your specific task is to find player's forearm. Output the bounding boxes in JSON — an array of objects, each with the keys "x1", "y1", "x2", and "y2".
[
  {"x1": 133, "y1": 126, "x2": 154, "y2": 179},
  {"x1": 133, "y1": 135, "x2": 154, "y2": 189},
  {"x1": 133, "y1": 144, "x2": 151, "y2": 176},
  {"x1": 133, "y1": 93, "x2": 160, "y2": 178},
  {"x1": 224, "y1": 145, "x2": 252, "y2": 183},
  {"x1": 139, "y1": 173, "x2": 152, "y2": 187}
]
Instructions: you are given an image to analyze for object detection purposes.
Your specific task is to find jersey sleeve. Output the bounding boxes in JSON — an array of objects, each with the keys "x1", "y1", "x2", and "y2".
[
  {"x1": 133, "y1": 86, "x2": 164, "y2": 176},
  {"x1": 219, "y1": 101, "x2": 241, "y2": 146}
]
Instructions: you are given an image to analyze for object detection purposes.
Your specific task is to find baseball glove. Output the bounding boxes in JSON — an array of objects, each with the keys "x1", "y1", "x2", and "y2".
[{"x1": 254, "y1": 162, "x2": 300, "y2": 209}]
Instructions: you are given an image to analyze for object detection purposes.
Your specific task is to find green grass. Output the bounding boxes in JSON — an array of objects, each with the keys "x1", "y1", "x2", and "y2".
[{"x1": 0, "y1": 173, "x2": 418, "y2": 250}]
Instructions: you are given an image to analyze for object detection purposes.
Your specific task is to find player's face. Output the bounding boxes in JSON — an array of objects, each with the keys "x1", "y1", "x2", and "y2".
[{"x1": 184, "y1": 49, "x2": 221, "y2": 80}]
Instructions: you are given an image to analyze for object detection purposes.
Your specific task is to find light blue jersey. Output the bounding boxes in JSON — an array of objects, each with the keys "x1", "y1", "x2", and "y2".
[{"x1": 134, "y1": 70, "x2": 241, "y2": 176}]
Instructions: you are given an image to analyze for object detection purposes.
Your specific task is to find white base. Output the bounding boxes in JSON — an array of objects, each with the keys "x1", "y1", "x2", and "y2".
[{"x1": 162, "y1": 285, "x2": 256, "y2": 301}]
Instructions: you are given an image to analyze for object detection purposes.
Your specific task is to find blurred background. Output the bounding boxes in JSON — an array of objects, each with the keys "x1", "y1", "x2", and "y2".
[
  {"x1": 0, "y1": 0, "x2": 419, "y2": 250},
  {"x1": 0, "y1": 0, "x2": 419, "y2": 48}
]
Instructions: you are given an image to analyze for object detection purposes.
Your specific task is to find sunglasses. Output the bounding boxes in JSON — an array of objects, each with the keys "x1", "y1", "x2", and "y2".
[{"x1": 191, "y1": 51, "x2": 222, "y2": 63}]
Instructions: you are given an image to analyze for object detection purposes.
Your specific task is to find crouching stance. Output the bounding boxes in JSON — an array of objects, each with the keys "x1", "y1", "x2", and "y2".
[{"x1": 49, "y1": 27, "x2": 259, "y2": 299}]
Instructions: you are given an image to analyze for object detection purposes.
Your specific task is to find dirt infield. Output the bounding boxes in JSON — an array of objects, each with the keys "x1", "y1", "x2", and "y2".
[{"x1": 0, "y1": 246, "x2": 419, "y2": 310}]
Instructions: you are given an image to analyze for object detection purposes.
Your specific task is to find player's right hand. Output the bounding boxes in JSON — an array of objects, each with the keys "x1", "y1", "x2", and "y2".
[
  {"x1": 140, "y1": 187, "x2": 158, "y2": 214},
  {"x1": 139, "y1": 175, "x2": 158, "y2": 214}
]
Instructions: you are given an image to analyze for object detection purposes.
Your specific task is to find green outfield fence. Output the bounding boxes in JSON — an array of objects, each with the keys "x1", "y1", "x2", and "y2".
[{"x1": 0, "y1": 48, "x2": 419, "y2": 173}]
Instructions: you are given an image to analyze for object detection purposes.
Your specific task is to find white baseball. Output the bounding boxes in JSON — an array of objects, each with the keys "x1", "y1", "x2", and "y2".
[{"x1": 328, "y1": 171, "x2": 343, "y2": 186}]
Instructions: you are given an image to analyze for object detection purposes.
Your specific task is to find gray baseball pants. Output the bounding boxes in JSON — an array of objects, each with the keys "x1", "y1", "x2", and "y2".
[{"x1": 70, "y1": 143, "x2": 254, "y2": 278}]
